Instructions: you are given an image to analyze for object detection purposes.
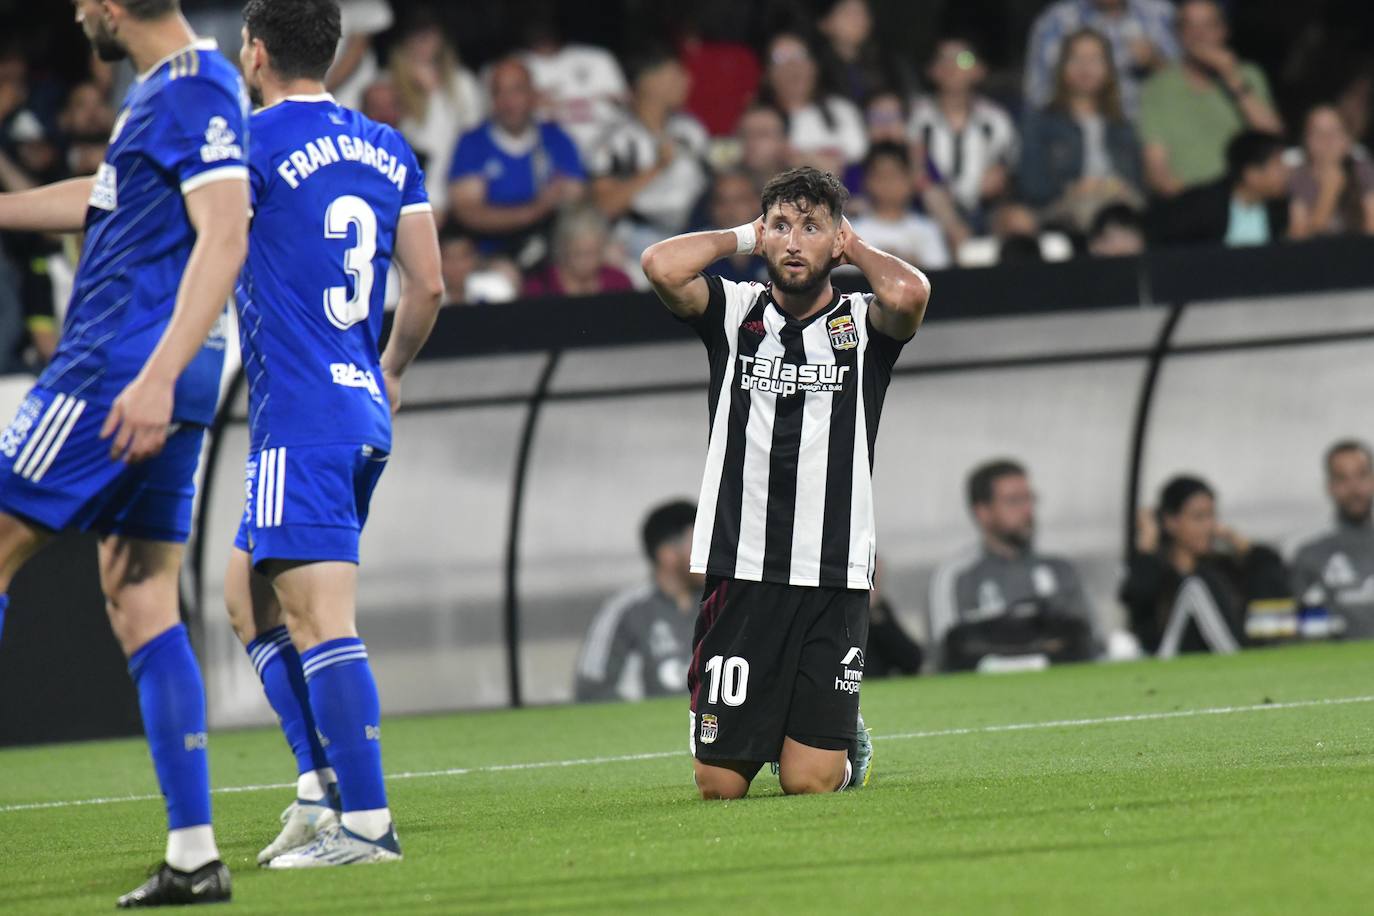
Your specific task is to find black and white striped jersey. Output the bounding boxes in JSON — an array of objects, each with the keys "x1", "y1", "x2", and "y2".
[{"x1": 683, "y1": 275, "x2": 910, "y2": 591}]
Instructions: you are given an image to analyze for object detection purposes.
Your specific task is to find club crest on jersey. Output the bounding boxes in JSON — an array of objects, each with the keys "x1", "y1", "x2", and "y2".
[
  {"x1": 827, "y1": 315, "x2": 858, "y2": 351},
  {"x1": 699, "y1": 714, "x2": 719, "y2": 745}
]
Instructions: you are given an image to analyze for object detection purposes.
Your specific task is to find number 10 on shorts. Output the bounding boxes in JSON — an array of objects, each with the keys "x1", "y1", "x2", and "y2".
[{"x1": 703, "y1": 655, "x2": 749, "y2": 706}]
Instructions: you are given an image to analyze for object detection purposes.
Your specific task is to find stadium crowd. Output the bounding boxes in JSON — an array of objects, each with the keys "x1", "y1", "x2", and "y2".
[{"x1": 2, "y1": 0, "x2": 1374, "y2": 373}]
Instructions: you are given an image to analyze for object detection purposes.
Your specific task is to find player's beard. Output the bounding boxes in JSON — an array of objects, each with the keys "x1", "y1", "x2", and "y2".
[
  {"x1": 765, "y1": 254, "x2": 831, "y2": 297},
  {"x1": 87, "y1": 19, "x2": 129, "y2": 63}
]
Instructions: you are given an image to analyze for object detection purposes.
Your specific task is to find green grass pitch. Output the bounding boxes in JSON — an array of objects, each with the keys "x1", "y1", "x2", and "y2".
[{"x1": 2, "y1": 643, "x2": 1373, "y2": 914}]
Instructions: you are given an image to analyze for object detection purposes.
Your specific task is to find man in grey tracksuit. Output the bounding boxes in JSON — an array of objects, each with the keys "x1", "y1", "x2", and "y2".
[
  {"x1": 574, "y1": 501, "x2": 702, "y2": 701},
  {"x1": 1292, "y1": 440, "x2": 1374, "y2": 638},
  {"x1": 928, "y1": 459, "x2": 1098, "y2": 669}
]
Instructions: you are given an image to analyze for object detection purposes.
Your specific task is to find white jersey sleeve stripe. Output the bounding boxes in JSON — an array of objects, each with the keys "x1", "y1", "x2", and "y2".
[{"x1": 180, "y1": 165, "x2": 250, "y2": 196}]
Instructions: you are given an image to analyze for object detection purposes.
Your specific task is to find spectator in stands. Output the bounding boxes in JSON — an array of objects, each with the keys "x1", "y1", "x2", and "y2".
[
  {"x1": 523, "y1": 205, "x2": 633, "y2": 298},
  {"x1": 522, "y1": 9, "x2": 630, "y2": 160},
  {"x1": 439, "y1": 227, "x2": 519, "y2": 306},
  {"x1": 1087, "y1": 203, "x2": 1146, "y2": 256},
  {"x1": 448, "y1": 58, "x2": 586, "y2": 268},
  {"x1": 816, "y1": 0, "x2": 910, "y2": 108},
  {"x1": 56, "y1": 82, "x2": 115, "y2": 143},
  {"x1": 389, "y1": 14, "x2": 485, "y2": 223},
  {"x1": 851, "y1": 142, "x2": 951, "y2": 270},
  {"x1": 759, "y1": 33, "x2": 868, "y2": 177},
  {"x1": 866, "y1": 559, "x2": 924, "y2": 678},
  {"x1": 1019, "y1": 29, "x2": 1144, "y2": 234},
  {"x1": 863, "y1": 90, "x2": 907, "y2": 146},
  {"x1": 328, "y1": 0, "x2": 395, "y2": 110},
  {"x1": 573, "y1": 501, "x2": 702, "y2": 702},
  {"x1": 927, "y1": 460, "x2": 1098, "y2": 671},
  {"x1": 1024, "y1": 0, "x2": 1179, "y2": 120},
  {"x1": 1139, "y1": 0, "x2": 1282, "y2": 197},
  {"x1": 737, "y1": 104, "x2": 793, "y2": 189},
  {"x1": 678, "y1": 10, "x2": 761, "y2": 138},
  {"x1": 359, "y1": 78, "x2": 402, "y2": 128},
  {"x1": 1123, "y1": 475, "x2": 1289, "y2": 656},
  {"x1": 1149, "y1": 131, "x2": 1290, "y2": 247},
  {"x1": 1291, "y1": 440, "x2": 1374, "y2": 638},
  {"x1": 589, "y1": 48, "x2": 710, "y2": 261},
  {"x1": 703, "y1": 169, "x2": 768, "y2": 284},
  {"x1": 1289, "y1": 105, "x2": 1374, "y2": 239},
  {"x1": 909, "y1": 35, "x2": 1017, "y2": 225}
]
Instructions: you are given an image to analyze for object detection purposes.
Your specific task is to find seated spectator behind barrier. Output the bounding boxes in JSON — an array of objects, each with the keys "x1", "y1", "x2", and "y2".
[
  {"x1": 816, "y1": 0, "x2": 910, "y2": 108},
  {"x1": 928, "y1": 460, "x2": 1098, "y2": 672},
  {"x1": 448, "y1": 58, "x2": 586, "y2": 268},
  {"x1": 1121, "y1": 475, "x2": 1290, "y2": 657},
  {"x1": 1024, "y1": 0, "x2": 1179, "y2": 121},
  {"x1": 1087, "y1": 203, "x2": 1146, "y2": 257},
  {"x1": 359, "y1": 77, "x2": 402, "y2": 128},
  {"x1": 850, "y1": 142, "x2": 950, "y2": 270},
  {"x1": 574, "y1": 501, "x2": 702, "y2": 702},
  {"x1": 1292, "y1": 440, "x2": 1374, "y2": 637},
  {"x1": 590, "y1": 48, "x2": 710, "y2": 263},
  {"x1": 523, "y1": 205, "x2": 633, "y2": 298},
  {"x1": 702, "y1": 169, "x2": 768, "y2": 284},
  {"x1": 1289, "y1": 106, "x2": 1374, "y2": 239},
  {"x1": 866, "y1": 559, "x2": 923, "y2": 677},
  {"x1": 1139, "y1": 0, "x2": 1282, "y2": 197},
  {"x1": 521, "y1": 9, "x2": 630, "y2": 161},
  {"x1": 1148, "y1": 131, "x2": 1289, "y2": 247},
  {"x1": 759, "y1": 33, "x2": 868, "y2": 177},
  {"x1": 909, "y1": 35, "x2": 1017, "y2": 225},
  {"x1": 440, "y1": 227, "x2": 519, "y2": 306},
  {"x1": 863, "y1": 91, "x2": 907, "y2": 146},
  {"x1": 736, "y1": 104, "x2": 794, "y2": 190},
  {"x1": 1019, "y1": 29, "x2": 1143, "y2": 234},
  {"x1": 389, "y1": 13, "x2": 486, "y2": 224}
]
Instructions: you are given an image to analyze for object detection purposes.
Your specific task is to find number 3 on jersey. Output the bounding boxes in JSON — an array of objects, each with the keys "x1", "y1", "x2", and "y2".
[{"x1": 323, "y1": 195, "x2": 377, "y2": 330}]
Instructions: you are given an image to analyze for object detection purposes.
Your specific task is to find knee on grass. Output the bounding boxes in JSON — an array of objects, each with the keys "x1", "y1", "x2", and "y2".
[{"x1": 694, "y1": 762, "x2": 751, "y2": 800}]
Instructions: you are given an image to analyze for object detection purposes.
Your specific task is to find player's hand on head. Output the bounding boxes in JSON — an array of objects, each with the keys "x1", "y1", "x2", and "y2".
[
  {"x1": 101, "y1": 373, "x2": 174, "y2": 463},
  {"x1": 838, "y1": 216, "x2": 860, "y2": 266},
  {"x1": 751, "y1": 214, "x2": 766, "y2": 256}
]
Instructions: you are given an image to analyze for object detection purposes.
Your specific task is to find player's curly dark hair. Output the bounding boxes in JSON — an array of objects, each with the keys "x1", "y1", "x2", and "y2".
[
  {"x1": 760, "y1": 167, "x2": 849, "y2": 223},
  {"x1": 243, "y1": 0, "x2": 342, "y2": 82}
]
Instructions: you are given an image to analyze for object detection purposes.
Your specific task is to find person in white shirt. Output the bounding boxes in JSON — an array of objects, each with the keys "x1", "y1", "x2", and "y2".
[
  {"x1": 327, "y1": 0, "x2": 394, "y2": 110},
  {"x1": 759, "y1": 32, "x2": 868, "y2": 176},
  {"x1": 521, "y1": 14, "x2": 629, "y2": 160},
  {"x1": 850, "y1": 142, "x2": 951, "y2": 270},
  {"x1": 388, "y1": 16, "x2": 485, "y2": 222},
  {"x1": 590, "y1": 48, "x2": 710, "y2": 262}
]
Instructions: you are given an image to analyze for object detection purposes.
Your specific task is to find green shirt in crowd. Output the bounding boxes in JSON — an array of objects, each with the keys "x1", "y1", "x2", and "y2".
[{"x1": 1139, "y1": 62, "x2": 1273, "y2": 189}]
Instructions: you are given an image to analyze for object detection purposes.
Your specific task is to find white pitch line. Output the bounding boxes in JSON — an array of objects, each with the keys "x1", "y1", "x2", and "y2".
[{"x1": 3, "y1": 694, "x2": 1370, "y2": 815}]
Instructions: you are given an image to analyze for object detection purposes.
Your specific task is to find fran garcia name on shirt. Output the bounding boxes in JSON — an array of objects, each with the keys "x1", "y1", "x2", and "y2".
[
  {"x1": 276, "y1": 134, "x2": 408, "y2": 192},
  {"x1": 738, "y1": 354, "x2": 851, "y2": 397}
]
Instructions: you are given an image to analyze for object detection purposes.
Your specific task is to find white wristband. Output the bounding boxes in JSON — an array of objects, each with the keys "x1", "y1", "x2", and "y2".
[{"x1": 730, "y1": 223, "x2": 757, "y2": 255}]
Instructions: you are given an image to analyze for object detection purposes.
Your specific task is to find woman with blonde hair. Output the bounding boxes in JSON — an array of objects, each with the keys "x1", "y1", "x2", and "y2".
[{"x1": 388, "y1": 14, "x2": 484, "y2": 220}]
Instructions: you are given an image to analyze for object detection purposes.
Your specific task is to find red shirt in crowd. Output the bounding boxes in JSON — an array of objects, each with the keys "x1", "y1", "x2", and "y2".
[
  {"x1": 680, "y1": 38, "x2": 762, "y2": 137},
  {"x1": 522, "y1": 265, "x2": 635, "y2": 298}
]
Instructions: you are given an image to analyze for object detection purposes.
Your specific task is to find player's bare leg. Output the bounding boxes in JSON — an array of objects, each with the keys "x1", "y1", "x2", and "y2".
[
  {"x1": 264, "y1": 560, "x2": 400, "y2": 867},
  {"x1": 694, "y1": 759, "x2": 762, "y2": 800},
  {"x1": 0, "y1": 512, "x2": 52, "y2": 642},
  {"x1": 99, "y1": 537, "x2": 229, "y2": 903},
  {"x1": 225, "y1": 548, "x2": 338, "y2": 863},
  {"x1": 777, "y1": 738, "x2": 849, "y2": 795}
]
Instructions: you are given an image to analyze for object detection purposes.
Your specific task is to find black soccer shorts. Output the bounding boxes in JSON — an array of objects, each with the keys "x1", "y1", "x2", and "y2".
[{"x1": 688, "y1": 575, "x2": 869, "y2": 763}]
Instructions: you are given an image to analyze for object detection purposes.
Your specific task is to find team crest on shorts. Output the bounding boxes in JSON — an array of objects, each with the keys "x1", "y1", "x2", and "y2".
[
  {"x1": 699, "y1": 714, "x2": 719, "y2": 745},
  {"x1": 827, "y1": 315, "x2": 858, "y2": 351}
]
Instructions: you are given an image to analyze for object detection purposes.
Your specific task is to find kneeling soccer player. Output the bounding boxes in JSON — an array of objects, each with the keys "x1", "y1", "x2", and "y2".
[
  {"x1": 641, "y1": 167, "x2": 930, "y2": 798},
  {"x1": 221, "y1": 0, "x2": 442, "y2": 866}
]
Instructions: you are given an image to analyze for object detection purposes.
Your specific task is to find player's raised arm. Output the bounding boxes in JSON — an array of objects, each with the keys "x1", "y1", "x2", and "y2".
[
  {"x1": 0, "y1": 177, "x2": 96, "y2": 234},
  {"x1": 380, "y1": 209, "x2": 445, "y2": 414},
  {"x1": 640, "y1": 217, "x2": 764, "y2": 320},
  {"x1": 839, "y1": 217, "x2": 931, "y2": 341},
  {"x1": 102, "y1": 177, "x2": 249, "y2": 462}
]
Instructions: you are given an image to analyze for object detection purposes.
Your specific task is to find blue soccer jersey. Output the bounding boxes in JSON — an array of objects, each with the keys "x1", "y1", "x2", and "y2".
[
  {"x1": 237, "y1": 93, "x2": 430, "y2": 455},
  {"x1": 40, "y1": 39, "x2": 247, "y2": 426}
]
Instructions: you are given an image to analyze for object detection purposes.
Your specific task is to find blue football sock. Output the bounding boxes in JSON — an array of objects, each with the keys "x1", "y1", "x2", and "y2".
[
  {"x1": 127, "y1": 624, "x2": 212, "y2": 830},
  {"x1": 0, "y1": 593, "x2": 8, "y2": 643},
  {"x1": 301, "y1": 637, "x2": 387, "y2": 814},
  {"x1": 246, "y1": 625, "x2": 330, "y2": 780}
]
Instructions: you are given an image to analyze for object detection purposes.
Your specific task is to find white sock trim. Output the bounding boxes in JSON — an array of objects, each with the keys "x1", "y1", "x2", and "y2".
[
  {"x1": 341, "y1": 807, "x2": 391, "y2": 841},
  {"x1": 836, "y1": 759, "x2": 853, "y2": 792},
  {"x1": 297, "y1": 768, "x2": 334, "y2": 801},
  {"x1": 166, "y1": 825, "x2": 219, "y2": 872}
]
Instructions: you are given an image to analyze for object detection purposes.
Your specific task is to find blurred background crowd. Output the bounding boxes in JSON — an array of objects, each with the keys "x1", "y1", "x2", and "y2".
[{"x1": 1, "y1": 0, "x2": 1373, "y2": 375}]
